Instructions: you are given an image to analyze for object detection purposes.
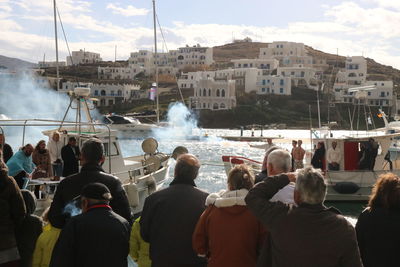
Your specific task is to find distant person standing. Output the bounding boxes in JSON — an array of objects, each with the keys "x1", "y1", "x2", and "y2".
[
  {"x1": 48, "y1": 138, "x2": 132, "y2": 229},
  {"x1": 47, "y1": 132, "x2": 63, "y2": 177},
  {"x1": 293, "y1": 140, "x2": 305, "y2": 170},
  {"x1": 369, "y1": 138, "x2": 379, "y2": 170},
  {"x1": 311, "y1": 142, "x2": 325, "y2": 170},
  {"x1": 0, "y1": 133, "x2": 13, "y2": 163},
  {"x1": 7, "y1": 144, "x2": 36, "y2": 189},
  {"x1": 61, "y1": 137, "x2": 80, "y2": 177},
  {"x1": 50, "y1": 183, "x2": 130, "y2": 267},
  {"x1": 291, "y1": 140, "x2": 297, "y2": 171},
  {"x1": 32, "y1": 140, "x2": 52, "y2": 179},
  {"x1": 140, "y1": 154, "x2": 208, "y2": 267},
  {"x1": 327, "y1": 141, "x2": 341, "y2": 171}
]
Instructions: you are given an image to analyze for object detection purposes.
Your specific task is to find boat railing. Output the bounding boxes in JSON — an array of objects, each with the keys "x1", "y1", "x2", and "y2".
[
  {"x1": 0, "y1": 119, "x2": 113, "y2": 172},
  {"x1": 112, "y1": 162, "x2": 157, "y2": 184}
]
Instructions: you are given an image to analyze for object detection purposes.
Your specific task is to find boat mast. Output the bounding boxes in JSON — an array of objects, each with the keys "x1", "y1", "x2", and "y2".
[
  {"x1": 152, "y1": 0, "x2": 159, "y2": 124},
  {"x1": 53, "y1": 0, "x2": 60, "y2": 91}
]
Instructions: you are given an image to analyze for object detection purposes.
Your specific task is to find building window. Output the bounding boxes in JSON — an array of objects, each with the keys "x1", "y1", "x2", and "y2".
[
  {"x1": 216, "y1": 89, "x2": 220, "y2": 97},
  {"x1": 203, "y1": 103, "x2": 206, "y2": 108},
  {"x1": 380, "y1": 92, "x2": 385, "y2": 97},
  {"x1": 267, "y1": 88, "x2": 270, "y2": 93},
  {"x1": 111, "y1": 90, "x2": 115, "y2": 96},
  {"x1": 387, "y1": 92, "x2": 390, "y2": 96},
  {"x1": 262, "y1": 80, "x2": 266, "y2": 85},
  {"x1": 280, "y1": 79, "x2": 284, "y2": 85},
  {"x1": 208, "y1": 89, "x2": 211, "y2": 96},
  {"x1": 213, "y1": 103, "x2": 219, "y2": 110},
  {"x1": 101, "y1": 90, "x2": 106, "y2": 96},
  {"x1": 220, "y1": 103, "x2": 226, "y2": 109},
  {"x1": 368, "y1": 92, "x2": 371, "y2": 96},
  {"x1": 280, "y1": 88, "x2": 284, "y2": 93},
  {"x1": 370, "y1": 100, "x2": 373, "y2": 104},
  {"x1": 301, "y1": 71, "x2": 305, "y2": 77},
  {"x1": 221, "y1": 89, "x2": 225, "y2": 97},
  {"x1": 386, "y1": 100, "x2": 389, "y2": 105},
  {"x1": 262, "y1": 88, "x2": 266, "y2": 92},
  {"x1": 203, "y1": 89, "x2": 206, "y2": 96},
  {"x1": 94, "y1": 90, "x2": 98, "y2": 96}
]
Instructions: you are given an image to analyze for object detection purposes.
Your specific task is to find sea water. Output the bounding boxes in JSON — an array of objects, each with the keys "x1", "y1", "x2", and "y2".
[{"x1": 120, "y1": 128, "x2": 366, "y2": 224}]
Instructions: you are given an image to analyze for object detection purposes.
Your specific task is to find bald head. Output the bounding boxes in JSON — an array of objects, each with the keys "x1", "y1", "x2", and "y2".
[{"x1": 174, "y1": 154, "x2": 200, "y2": 181}]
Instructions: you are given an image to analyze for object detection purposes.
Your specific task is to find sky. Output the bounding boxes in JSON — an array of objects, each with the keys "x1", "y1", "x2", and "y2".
[{"x1": 1, "y1": 0, "x2": 400, "y2": 68}]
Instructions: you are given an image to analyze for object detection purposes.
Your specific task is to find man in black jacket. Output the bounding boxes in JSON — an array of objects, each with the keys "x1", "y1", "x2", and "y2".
[
  {"x1": 50, "y1": 183, "x2": 130, "y2": 267},
  {"x1": 48, "y1": 138, "x2": 132, "y2": 228},
  {"x1": 140, "y1": 154, "x2": 208, "y2": 267},
  {"x1": 61, "y1": 136, "x2": 80, "y2": 177},
  {"x1": 245, "y1": 167, "x2": 362, "y2": 267}
]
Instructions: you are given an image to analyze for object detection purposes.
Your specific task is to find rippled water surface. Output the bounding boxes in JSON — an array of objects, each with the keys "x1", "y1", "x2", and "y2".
[{"x1": 120, "y1": 128, "x2": 367, "y2": 223}]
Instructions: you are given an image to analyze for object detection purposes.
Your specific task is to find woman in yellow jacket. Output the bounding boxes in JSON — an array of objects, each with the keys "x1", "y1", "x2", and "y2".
[
  {"x1": 130, "y1": 217, "x2": 151, "y2": 267},
  {"x1": 32, "y1": 209, "x2": 61, "y2": 267}
]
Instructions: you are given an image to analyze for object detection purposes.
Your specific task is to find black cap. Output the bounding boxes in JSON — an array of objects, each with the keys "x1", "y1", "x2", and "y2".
[{"x1": 80, "y1": 183, "x2": 112, "y2": 201}]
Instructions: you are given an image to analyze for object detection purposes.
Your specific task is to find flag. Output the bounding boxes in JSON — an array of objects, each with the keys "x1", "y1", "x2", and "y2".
[{"x1": 149, "y1": 87, "x2": 156, "y2": 101}]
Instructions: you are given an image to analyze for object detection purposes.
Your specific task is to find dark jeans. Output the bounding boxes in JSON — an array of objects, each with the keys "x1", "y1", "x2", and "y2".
[
  {"x1": 13, "y1": 171, "x2": 28, "y2": 189},
  {"x1": 328, "y1": 163, "x2": 340, "y2": 171},
  {"x1": 52, "y1": 163, "x2": 63, "y2": 177}
]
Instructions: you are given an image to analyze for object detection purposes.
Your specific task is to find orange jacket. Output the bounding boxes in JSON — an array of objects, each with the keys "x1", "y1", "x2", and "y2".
[{"x1": 193, "y1": 189, "x2": 266, "y2": 267}]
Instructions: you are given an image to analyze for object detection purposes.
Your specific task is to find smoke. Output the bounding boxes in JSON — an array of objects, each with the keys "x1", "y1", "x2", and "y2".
[
  {"x1": 151, "y1": 102, "x2": 202, "y2": 140},
  {"x1": 63, "y1": 200, "x2": 82, "y2": 217},
  {"x1": 0, "y1": 72, "x2": 99, "y2": 148}
]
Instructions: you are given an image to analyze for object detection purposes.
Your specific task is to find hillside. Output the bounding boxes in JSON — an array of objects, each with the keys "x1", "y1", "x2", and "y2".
[
  {"x1": 213, "y1": 43, "x2": 400, "y2": 91},
  {"x1": 0, "y1": 55, "x2": 36, "y2": 71}
]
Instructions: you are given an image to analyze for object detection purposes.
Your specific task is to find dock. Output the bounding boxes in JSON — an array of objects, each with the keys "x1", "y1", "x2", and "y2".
[{"x1": 219, "y1": 136, "x2": 274, "y2": 142}]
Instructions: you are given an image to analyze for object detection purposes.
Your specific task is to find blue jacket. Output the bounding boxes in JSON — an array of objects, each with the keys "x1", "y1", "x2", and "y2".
[{"x1": 7, "y1": 150, "x2": 36, "y2": 177}]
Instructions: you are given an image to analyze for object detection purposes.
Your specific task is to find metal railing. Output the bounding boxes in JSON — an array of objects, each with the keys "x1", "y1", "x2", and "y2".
[{"x1": 0, "y1": 119, "x2": 113, "y2": 172}]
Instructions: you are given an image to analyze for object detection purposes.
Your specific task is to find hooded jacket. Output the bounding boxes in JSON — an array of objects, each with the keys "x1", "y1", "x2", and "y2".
[
  {"x1": 15, "y1": 190, "x2": 43, "y2": 267},
  {"x1": 32, "y1": 223, "x2": 61, "y2": 267},
  {"x1": 6, "y1": 150, "x2": 36, "y2": 177},
  {"x1": 193, "y1": 189, "x2": 266, "y2": 267},
  {"x1": 0, "y1": 171, "x2": 26, "y2": 251},
  {"x1": 245, "y1": 174, "x2": 362, "y2": 267}
]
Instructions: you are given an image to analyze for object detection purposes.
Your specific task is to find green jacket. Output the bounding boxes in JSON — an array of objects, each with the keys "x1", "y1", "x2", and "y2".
[
  {"x1": 130, "y1": 217, "x2": 151, "y2": 267},
  {"x1": 32, "y1": 224, "x2": 61, "y2": 267}
]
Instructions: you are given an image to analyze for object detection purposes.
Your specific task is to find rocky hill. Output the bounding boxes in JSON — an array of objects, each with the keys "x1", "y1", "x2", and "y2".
[
  {"x1": 213, "y1": 42, "x2": 400, "y2": 92},
  {"x1": 0, "y1": 55, "x2": 36, "y2": 71}
]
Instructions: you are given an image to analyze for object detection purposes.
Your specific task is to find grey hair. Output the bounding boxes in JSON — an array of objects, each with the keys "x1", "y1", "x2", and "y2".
[
  {"x1": 267, "y1": 149, "x2": 291, "y2": 173},
  {"x1": 295, "y1": 167, "x2": 327, "y2": 204}
]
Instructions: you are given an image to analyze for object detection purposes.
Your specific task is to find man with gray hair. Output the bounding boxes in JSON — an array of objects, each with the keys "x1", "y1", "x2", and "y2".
[
  {"x1": 48, "y1": 138, "x2": 132, "y2": 229},
  {"x1": 245, "y1": 167, "x2": 362, "y2": 266}
]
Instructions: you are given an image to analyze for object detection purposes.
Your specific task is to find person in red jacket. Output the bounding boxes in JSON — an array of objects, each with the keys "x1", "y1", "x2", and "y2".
[{"x1": 193, "y1": 164, "x2": 266, "y2": 267}]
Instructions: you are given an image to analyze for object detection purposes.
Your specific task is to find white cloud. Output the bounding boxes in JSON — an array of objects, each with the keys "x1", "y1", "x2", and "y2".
[
  {"x1": 106, "y1": 3, "x2": 149, "y2": 17},
  {"x1": 15, "y1": 0, "x2": 91, "y2": 13}
]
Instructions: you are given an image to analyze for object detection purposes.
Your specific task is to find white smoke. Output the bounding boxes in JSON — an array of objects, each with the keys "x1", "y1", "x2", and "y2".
[
  {"x1": 0, "y1": 72, "x2": 100, "y2": 149},
  {"x1": 152, "y1": 102, "x2": 203, "y2": 140}
]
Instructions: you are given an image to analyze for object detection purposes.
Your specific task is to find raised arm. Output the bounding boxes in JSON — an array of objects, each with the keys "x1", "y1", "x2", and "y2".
[{"x1": 245, "y1": 174, "x2": 293, "y2": 230}]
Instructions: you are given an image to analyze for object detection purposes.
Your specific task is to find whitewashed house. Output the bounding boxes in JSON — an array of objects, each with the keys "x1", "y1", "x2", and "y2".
[
  {"x1": 66, "y1": 50, "x2": 102, "y2": 66},
  {"x1": 189, "y1": 79, "x2": 236, "y2": 110}
]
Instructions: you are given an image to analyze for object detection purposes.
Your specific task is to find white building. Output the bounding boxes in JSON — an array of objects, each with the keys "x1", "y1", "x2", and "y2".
[
  {"x1": 278, "y1": 65, "x2": 318, "y2": 89},
  {"x1": 38, "y1": 61, "x2": 66, "y2": 68},
  {"x1": 256, "y1": 75, "x2": 291, "y2": 96},
  {"x1": 60, "y1": 81, "x2": 140, "y2": 107},
  {"x1": 259, "y1": 41, "x2": 307, "y2": 59},
  {"x1": 98, "y1": 66, "x2": 143, "y2": 80},
  {"x1": 176, "y1": 44, "x2": 213, "y2": 69},
  {"x1": 189, "y1": 78, "x2": 236, "y2": 110},
  {"x1": 231, "y1": 58, "x2": 279, "y2": 72},
  {"x1": 66, "y1": 50, "x2": 102, "y2": 66},
  {"x1": 128, "y1": 50, "x2": 179, "y2": 76}
]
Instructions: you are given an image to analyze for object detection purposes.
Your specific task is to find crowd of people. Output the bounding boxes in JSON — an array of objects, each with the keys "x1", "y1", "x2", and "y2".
[{"x1": 0, "y1": 133, "x2": 400, "y2": 267}]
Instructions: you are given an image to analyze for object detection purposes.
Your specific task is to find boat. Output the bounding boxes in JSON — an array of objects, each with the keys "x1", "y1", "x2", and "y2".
[
  {"x1": 102, "y1": 114, "x2": 161, "y2": 137},
  {"x1": 222, "y1": 131, "x2": 400, "y2": 202},
  {"x1": 0, "y1": 86, "x2": 174, "y2": 214}
]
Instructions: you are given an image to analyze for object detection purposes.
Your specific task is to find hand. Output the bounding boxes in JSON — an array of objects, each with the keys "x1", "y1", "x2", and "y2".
[{"x1": 286, "y1": 172, "x2": 297, "y2": 182}]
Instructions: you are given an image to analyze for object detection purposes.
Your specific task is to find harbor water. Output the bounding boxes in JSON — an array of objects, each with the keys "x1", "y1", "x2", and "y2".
[{"x1": 120, "y1": 128, "x2": 367, "y2": 225}]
